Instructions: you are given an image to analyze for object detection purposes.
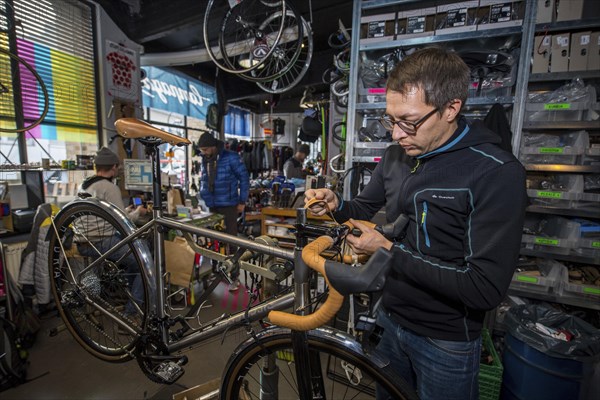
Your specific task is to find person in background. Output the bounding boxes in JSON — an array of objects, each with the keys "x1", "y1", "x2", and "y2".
[
  {"x1": 305, "y1": 47, "x2": 527, "y2": 400},
  {"x1": 283, "y1": 143, "x2": 310, "y2": 179},
  {"x1": 78, "y1": 146, "x2": 147, "y2": 321},
  {"x1": 198, "y1": 132, "x2": 250, "y2": 291}
]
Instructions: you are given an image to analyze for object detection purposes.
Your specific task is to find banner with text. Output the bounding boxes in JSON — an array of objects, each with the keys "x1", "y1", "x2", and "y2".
[{"x1": 141, "y1": 67, "x2": 216, "y2": 121}]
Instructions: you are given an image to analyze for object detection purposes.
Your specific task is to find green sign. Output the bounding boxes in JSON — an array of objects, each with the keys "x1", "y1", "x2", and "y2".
[
  {"x1": 544, "y1": 103, "x2": 571, "y2": 110},
  {"x1": 537, "y1": 191, "x2": 562, "y2": 199},
  {"x1": 517, "y1": 275, "x2": 538, "y2": 284},
  {"x1": 539, "y1": 147, "x2": 564, "y2": 154},
  {"x1": 535, "y1": 237, "x2": 559, "y2": 246},
  {"x1": 592, "y1": 241, "x2": 600, "y2": 249},
  {"x1": 583, "y1": 287, "x2": 600, "y2": 295}
]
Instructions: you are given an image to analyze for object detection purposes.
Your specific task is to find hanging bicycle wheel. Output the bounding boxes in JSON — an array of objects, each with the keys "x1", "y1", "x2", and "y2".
[
  {"x1": 48, "y1": 200, "x2": 150, "y2": 362},
  {"x1": 220, "y1": 328, "x2": 417, "y2": 400},
  {"x1": 235, "y1": 2, "x2": 304, "y2": 83},
  {"x1": 256, "y1": 16, "x2": 313, "y2": 94},
  {"x1": 203, "y1": 0, "x2": 286, "y2": 75},
  {"x1": 0, "y1": 46, "x2": 49, "y2": 133}
]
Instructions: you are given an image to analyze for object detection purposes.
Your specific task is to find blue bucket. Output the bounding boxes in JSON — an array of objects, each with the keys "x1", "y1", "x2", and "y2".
[{"x1": 501, "y1": 333, "x2": 595, "y2": 400}]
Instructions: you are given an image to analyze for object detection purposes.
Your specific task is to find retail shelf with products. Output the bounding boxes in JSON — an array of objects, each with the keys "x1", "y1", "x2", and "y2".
[
  {"x1": 516, "y1": 0, "x2": 600, "y2": 311},
  {"x1": 344, "y1": 0, "x2": 536, "y2": 195}
]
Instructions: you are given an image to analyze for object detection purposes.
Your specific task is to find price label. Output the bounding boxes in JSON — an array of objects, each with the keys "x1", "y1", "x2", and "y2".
[
  {"x1": 534, "y1": 237, "x2": 559, "y2": 246},
  {"x1": 537, "y1": 191, "x2": 562, "y2": 199},
  {"x1": 544, "y1": 103, "x2": 571, "y2": 110},
  {"x1": 539, "y1": 147, "x2": 564, "y2": 153},
  {"x1": 517, "y1": 275, "x2": 539, "y2": 284}
]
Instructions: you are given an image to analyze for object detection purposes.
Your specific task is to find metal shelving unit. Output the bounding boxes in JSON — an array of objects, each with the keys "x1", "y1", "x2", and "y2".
[{"x1": 344, "y1": 0, "x2": 536, "y2": 198}]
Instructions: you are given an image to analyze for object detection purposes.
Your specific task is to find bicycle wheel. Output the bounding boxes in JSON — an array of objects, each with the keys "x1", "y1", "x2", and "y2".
[
  {"x1": 236, "y1": 4, "x2": 304, "y2": 83},
  {"x1": 203, "y1": 0, "x2": 286, "y2": 75},
  {"x1": 256, "y1": 16, "x2": 313, "y2": 94},
  {"x1": 0, "y1": 46, "x2": 49, "y2": 132},
  {"x1": 48, "y1": 199, "x2": 150, "y2": 362},
  {"x1": 220, "y1": 327, "x2": 417, "y2": 399}
]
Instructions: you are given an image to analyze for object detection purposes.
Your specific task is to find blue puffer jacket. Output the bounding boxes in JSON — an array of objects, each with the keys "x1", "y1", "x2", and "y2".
[{"x1": 200, "y1": 141, "x2": 249, "y2": 208}]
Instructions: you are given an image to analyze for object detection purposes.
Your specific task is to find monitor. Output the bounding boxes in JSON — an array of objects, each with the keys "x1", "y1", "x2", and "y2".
[{"x1": 123, "y1": 159, "x2": 153, "y2": 192}]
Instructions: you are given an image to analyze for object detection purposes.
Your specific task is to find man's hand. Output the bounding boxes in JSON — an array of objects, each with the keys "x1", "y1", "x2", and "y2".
[
  {"x1": 304, "y1": 188, "x2": 338, "y2": 216},
  {"x1": 237, "y1": 204, "x2": 245, "y2": 213},
  {"x1": 346, "y1": 219, "x2": 393, "y2": 255}
]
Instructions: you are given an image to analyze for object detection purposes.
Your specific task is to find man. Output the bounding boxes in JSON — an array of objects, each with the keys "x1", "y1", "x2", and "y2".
[
  {"x1": 79, "y1": 147, "x2": 147, "y2": 221},
  {"x1": 306, "y1": 47, "x2": 527, "y2": 400},
  {"x1": 78, "y1": 146, "x2": 147, "y2": 320},
  {"x1": 283, "y1": 143, "x2": 310, "y2": 179},
  {"x1": 198, "y1": 132, "x2": 249, "y2": 291}
]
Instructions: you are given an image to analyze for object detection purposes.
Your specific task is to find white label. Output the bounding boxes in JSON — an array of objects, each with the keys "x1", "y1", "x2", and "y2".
[
  {"x1": 542, "y1": 36, "x2": 551, "y2": 46},
  {"x1": 558, "y1": 36, "x2": 569, "y2": 47},
  {"x1": 580, "y1": 35, "x2": 590, "y2": 46}
]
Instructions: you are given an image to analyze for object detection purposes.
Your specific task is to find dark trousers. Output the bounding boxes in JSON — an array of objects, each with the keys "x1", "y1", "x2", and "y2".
[{"x1": 210, "y1": 205, "x2": 240, "y2": 280}]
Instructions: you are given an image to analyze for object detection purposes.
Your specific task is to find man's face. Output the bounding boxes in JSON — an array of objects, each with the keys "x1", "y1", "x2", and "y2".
[
  {"x1": 200, "y1": 146, "x2": 217, "y2": 157},
  {"x1": 385, "y1": 87, "x2": 454, "y2": 157},
  {"x1": 297, "y1": 152, "x2": 307, "y2": 163}
]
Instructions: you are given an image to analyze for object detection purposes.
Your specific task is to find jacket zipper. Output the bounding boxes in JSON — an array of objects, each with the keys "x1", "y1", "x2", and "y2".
[
  {"x1": 399, "y1": 158, "x2": 423, "y2": 216},
  {"x1": 421, "y1": 200, "x2": 431, "y2": 248}
]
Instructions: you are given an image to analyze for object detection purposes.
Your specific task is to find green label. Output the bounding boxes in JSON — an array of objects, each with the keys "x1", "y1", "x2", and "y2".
[
  {"x1": 537, "y1": 191, "x2": 562, "y2": 199},
  {"x1": 544, "y1": 103, "x2": 571, "y2": 110},
  {"x1": 592, "y1": 241, "x2": 600, "y2": 249},
  {"x1": 539, "y1": 147, "x2": 564, "y2": 154},
  {"x1": 517, "y1": 275, "x2": 539, "y2": 284},
  {"x1": 535, "y1": 237, "x2": 559, "y2": 246},
  {"x1": 583, "y1": 287, "x2": 600, "y2": 295}
]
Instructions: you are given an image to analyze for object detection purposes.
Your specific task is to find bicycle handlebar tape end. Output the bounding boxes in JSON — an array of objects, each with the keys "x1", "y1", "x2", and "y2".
[
  {"x1": 115, "y1": 118, "x2": 192, "y2": 146},
  {"x1": 268, "y1": 235, "x2": 344, "y2": 331},
  {"x1": 325, "y1": 248, "x2": 393, "y2": 296}
]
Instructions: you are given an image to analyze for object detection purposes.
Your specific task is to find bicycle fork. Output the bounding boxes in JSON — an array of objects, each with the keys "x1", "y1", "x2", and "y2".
[{"x1": 258, "y1": 208, "x2": 327, "y2": 399}]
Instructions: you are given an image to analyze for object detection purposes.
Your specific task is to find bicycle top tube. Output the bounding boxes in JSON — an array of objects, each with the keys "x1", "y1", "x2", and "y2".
[{"x1": 115, "y1": 118, "x2": 191, "y2": 146}]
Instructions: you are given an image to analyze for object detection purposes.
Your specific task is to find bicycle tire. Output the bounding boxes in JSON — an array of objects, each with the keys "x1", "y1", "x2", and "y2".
[
  {"x1": 203, "y1": 0, "x2": 286, "y2": 75},
  {"x1": 48, "y1": 199, "x2": 150, "y2": 362},
  {"x1": 0, "y1": 46, "x2": 49, "y2": 133},
  {"x1": 235, "y1": 4, "x2": 304, "y2": 83},
  {"x1": 220, "y1": 327, "x2": 417, "y2": 400},
  {"x1": 256, "y1": 16, "x2": 313, "y2": 94}
]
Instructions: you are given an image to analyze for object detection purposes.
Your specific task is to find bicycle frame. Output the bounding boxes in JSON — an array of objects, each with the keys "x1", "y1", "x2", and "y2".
[{"x1": 59, "y1": 143, "x2": 320, "y2": 356}]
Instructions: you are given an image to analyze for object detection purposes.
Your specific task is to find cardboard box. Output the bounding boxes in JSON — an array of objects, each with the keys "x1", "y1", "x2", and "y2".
[
  {"x1": 435, "y1": 1, "x2": 478, "y2": 35},
  {"x1": 532, "y1": 35, "x2": 552, "y2": 73},
  {"x1": 550, "y1": 33, "x2": 570, "y2": 72},
  {"x1": 536, "y1": 0, "x2": 555, "y2": 23},
  {"x1": 397, "y1": 7, "x2": 436, "y2": 38},
  {"x1": 556, "y1": 0, "x2": 584, "y2": 22},
  {"x1": 569, "y1": 31, "x2": 591, "y2": 72},
  {"x1": 360, "y1": 12, "x2": 396, "y2": 44},
  {"x1": 588, "y1": 32, "x2": 600, "y2": 71},
  {"x1": 477, "y1": 0, "x2": 524, "y2": 30}
]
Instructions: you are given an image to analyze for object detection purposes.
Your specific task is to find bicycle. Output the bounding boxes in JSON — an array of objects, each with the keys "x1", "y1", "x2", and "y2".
[{"x1": 47, "y1": 117, "x2": 416, "y2": 399}]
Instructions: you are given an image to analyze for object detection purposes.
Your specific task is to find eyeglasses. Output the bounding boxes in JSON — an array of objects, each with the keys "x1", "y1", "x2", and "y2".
[{"x1": 379, "y1": 107, "x2": 439, "y2": 134}]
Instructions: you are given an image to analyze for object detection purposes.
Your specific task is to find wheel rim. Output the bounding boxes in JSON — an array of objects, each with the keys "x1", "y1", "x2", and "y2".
[
  {"x1": 203, "y1": 0, "x2": 287, "y2": 74},
  {"x1": 49, "y1": 204, "x2": 148, "y2": 361},
  {"x1": 222, "y1": 330, "x2": 415, "y2": 399},
  {"x1": 0, "y1": 47, "x2": 49, "y2": 133}
]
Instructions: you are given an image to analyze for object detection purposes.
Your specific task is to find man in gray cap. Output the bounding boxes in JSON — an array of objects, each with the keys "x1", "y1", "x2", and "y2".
[
  {"x1": 79, "y1": 146, "x2": 147, "y2": 221},
  {"x1": 283, "y1": 143, "x2": 310, "y2": 179},
  {"x1": 77, "y1": 146, "x2": 146, "y2": 321}
]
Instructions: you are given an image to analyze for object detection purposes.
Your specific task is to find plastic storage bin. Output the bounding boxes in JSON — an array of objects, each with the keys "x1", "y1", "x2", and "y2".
[
  {"x1": 520, "y1": 131, "x2": 589, "y2": 165},
  {"x1": 512, "y1": 258, "x2": 563, "y2": 293},
  {"x1": 522, "y1": 215, "x2": 581, "y2": 255}
]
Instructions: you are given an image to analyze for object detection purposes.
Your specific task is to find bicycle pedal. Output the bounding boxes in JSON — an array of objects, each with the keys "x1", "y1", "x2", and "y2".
[{"x1": 152, "y1": 361, "x2": 185, "y2": 384}]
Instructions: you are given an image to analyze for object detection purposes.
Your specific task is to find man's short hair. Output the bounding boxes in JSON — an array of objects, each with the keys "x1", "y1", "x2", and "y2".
[
  {"x1": 298, "y1": 144, "x2": 310, "y2": 156},
  {"x1": 386, "y1": 47, "x2": 470, "y2": 111}
]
